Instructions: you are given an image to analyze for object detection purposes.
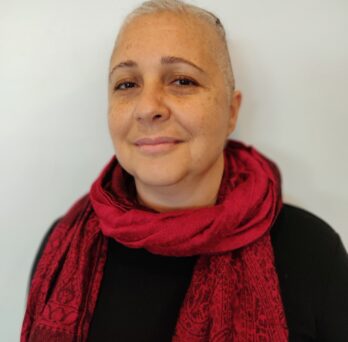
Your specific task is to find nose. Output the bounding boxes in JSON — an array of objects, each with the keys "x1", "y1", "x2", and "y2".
[{"x1": 133, "y1": 83, "x2": 170, "y2": 124}]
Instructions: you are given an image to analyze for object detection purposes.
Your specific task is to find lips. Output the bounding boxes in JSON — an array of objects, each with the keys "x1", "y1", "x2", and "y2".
[
  {"x1": 134, "y1": 136, "x2": 182, "y2": 146},
  {"x1": 134, "y1": 136, "x2": 183, "y2": 154}
]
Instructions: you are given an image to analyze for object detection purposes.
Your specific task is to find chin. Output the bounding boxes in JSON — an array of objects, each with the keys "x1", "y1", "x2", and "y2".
[{"x1": 133, "y1": 167, "x2": 187, "y2": 188}]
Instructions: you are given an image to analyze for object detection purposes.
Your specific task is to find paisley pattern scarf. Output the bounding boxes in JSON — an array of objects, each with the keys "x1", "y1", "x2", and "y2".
[{"x1": 21, "y1": 140, "x2": 288, "y2": 341}]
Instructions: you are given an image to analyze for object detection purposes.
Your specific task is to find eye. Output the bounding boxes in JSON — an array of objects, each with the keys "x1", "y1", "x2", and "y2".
[
  {"x1": 114, "y1": 81, "x2": 137, "y2": 91},
  {"x1": 172, "y1": 77, "x2": 198, "y2": 87}
]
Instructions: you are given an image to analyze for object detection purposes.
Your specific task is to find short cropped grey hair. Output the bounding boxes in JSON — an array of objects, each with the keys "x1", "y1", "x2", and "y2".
[{"x1": 114, "y1": 0, "x2": 235, "y2": 91}]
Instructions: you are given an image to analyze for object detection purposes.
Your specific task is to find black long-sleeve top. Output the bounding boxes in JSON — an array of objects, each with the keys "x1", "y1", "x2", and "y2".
[{"x1": 30, "y1": 204, "x2": 348, "y2": 341}]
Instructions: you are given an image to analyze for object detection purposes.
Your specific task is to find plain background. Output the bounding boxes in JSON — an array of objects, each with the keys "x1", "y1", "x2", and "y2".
[{"x1": 1, "y1": 0, "x2": 347, "y2": 340}]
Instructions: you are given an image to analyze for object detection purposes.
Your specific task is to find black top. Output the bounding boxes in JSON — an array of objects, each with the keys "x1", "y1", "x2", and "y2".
[{"x1": 30, "y1": 204, "x2": 348, "y2": 342}]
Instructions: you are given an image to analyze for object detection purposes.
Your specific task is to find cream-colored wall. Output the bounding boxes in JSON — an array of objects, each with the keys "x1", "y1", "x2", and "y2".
[{"x1": 1, "y1": 0, "x2": 347, "y2": 340}]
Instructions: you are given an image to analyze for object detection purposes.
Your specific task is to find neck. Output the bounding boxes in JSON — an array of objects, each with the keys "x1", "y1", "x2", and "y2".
[{"x1": 135, "y1": 154, "x2": 225, "y2": 213}]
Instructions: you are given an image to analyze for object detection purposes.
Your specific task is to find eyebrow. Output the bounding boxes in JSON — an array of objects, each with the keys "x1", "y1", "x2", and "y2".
[{"x1": 109, "y1": 55, "x2": 205, "y2": 80}]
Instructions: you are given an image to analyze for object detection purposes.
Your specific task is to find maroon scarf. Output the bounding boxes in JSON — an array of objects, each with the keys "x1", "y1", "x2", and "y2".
[{"x1": 21, "y1": 140, "x2": 288, "y2": 341}]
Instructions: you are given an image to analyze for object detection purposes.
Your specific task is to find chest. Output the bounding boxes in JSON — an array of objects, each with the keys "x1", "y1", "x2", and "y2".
[{"x1": 86, "y1": 239, "x2": 317, "y2": 342}]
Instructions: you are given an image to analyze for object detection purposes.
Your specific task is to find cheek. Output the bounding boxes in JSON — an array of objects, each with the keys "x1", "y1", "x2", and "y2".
[
  {"x1": 107, "y1": 111, "x2": 120, "y2": 139},
  {"x1": 200, "y1": 98, "x2": 229, "y2": 135},
  {"x1": 210, "y1": 95, "x2": 231, "y2": 132},
  {"x1": 174, "y1": 96, "x2": 228, "y2": 140},
  {"x1": 107, "y1": 102, "x2": 131, "y2": 139}
]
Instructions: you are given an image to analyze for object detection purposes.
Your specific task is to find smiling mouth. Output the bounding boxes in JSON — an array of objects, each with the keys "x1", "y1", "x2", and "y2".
[{"x1": 135, "y1": 141, "x2": 182, "y2": 154}]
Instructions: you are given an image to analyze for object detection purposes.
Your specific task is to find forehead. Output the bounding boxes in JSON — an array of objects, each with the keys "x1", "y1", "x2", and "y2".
[{"x1": 111, "y1": 12, "x2": 220, "y2": 69}]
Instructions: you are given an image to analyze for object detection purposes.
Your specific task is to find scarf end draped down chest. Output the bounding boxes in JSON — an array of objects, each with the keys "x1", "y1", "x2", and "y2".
[{"x1": 21, "y1": 140, "x2": 289, "y2": 341}]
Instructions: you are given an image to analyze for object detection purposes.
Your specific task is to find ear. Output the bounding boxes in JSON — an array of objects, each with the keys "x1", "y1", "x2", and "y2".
[{"x1": 227, "y1": 90, "x2": 242, "y2": 136}]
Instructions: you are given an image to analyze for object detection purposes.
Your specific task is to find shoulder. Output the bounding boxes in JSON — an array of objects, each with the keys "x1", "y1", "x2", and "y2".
[
  {"x1": 274, "y1": 203, "x2": 337, "y2": 234},
  {"x1": 270, "y1": 202, "x2": 346, "y2": 279},
  {"x1": 271, "y1": 203, "x2": 341, "y2": 255},
  {"x1": 270, "y1": 203, "x2": 345, "y2": 277},
  {"x1": 29, "y1": 193, "x2": 91, "y2": 283},
  {"x1": 271, "y1": 204, "x2": 348, "y2": 339}
]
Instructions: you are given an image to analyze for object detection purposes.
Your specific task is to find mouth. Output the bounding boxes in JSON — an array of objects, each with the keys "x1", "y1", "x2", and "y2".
[{"x1": 134, "y1": 136, "x2": 183, "y2": 154}]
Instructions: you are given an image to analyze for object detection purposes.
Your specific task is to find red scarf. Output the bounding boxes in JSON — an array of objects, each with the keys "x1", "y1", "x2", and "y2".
[{"x1": 21, "y1": 140, "x2": 288, "y2": 341}]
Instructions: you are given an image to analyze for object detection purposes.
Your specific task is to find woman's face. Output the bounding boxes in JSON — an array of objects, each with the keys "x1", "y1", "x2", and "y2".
[{"x1": 108, "y1": 12, "x2": 241, "y2": 189}]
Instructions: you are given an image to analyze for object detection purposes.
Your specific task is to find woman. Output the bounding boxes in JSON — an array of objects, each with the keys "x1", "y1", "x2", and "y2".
[{"x1": 21, "y1": 0, "x2": 348, "y2": 341}]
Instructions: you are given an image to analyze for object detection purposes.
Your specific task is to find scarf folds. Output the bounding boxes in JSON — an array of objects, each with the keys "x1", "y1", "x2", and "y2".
[{"x1": 21, "y1": 139, "x2": 288, "y2": 342}]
